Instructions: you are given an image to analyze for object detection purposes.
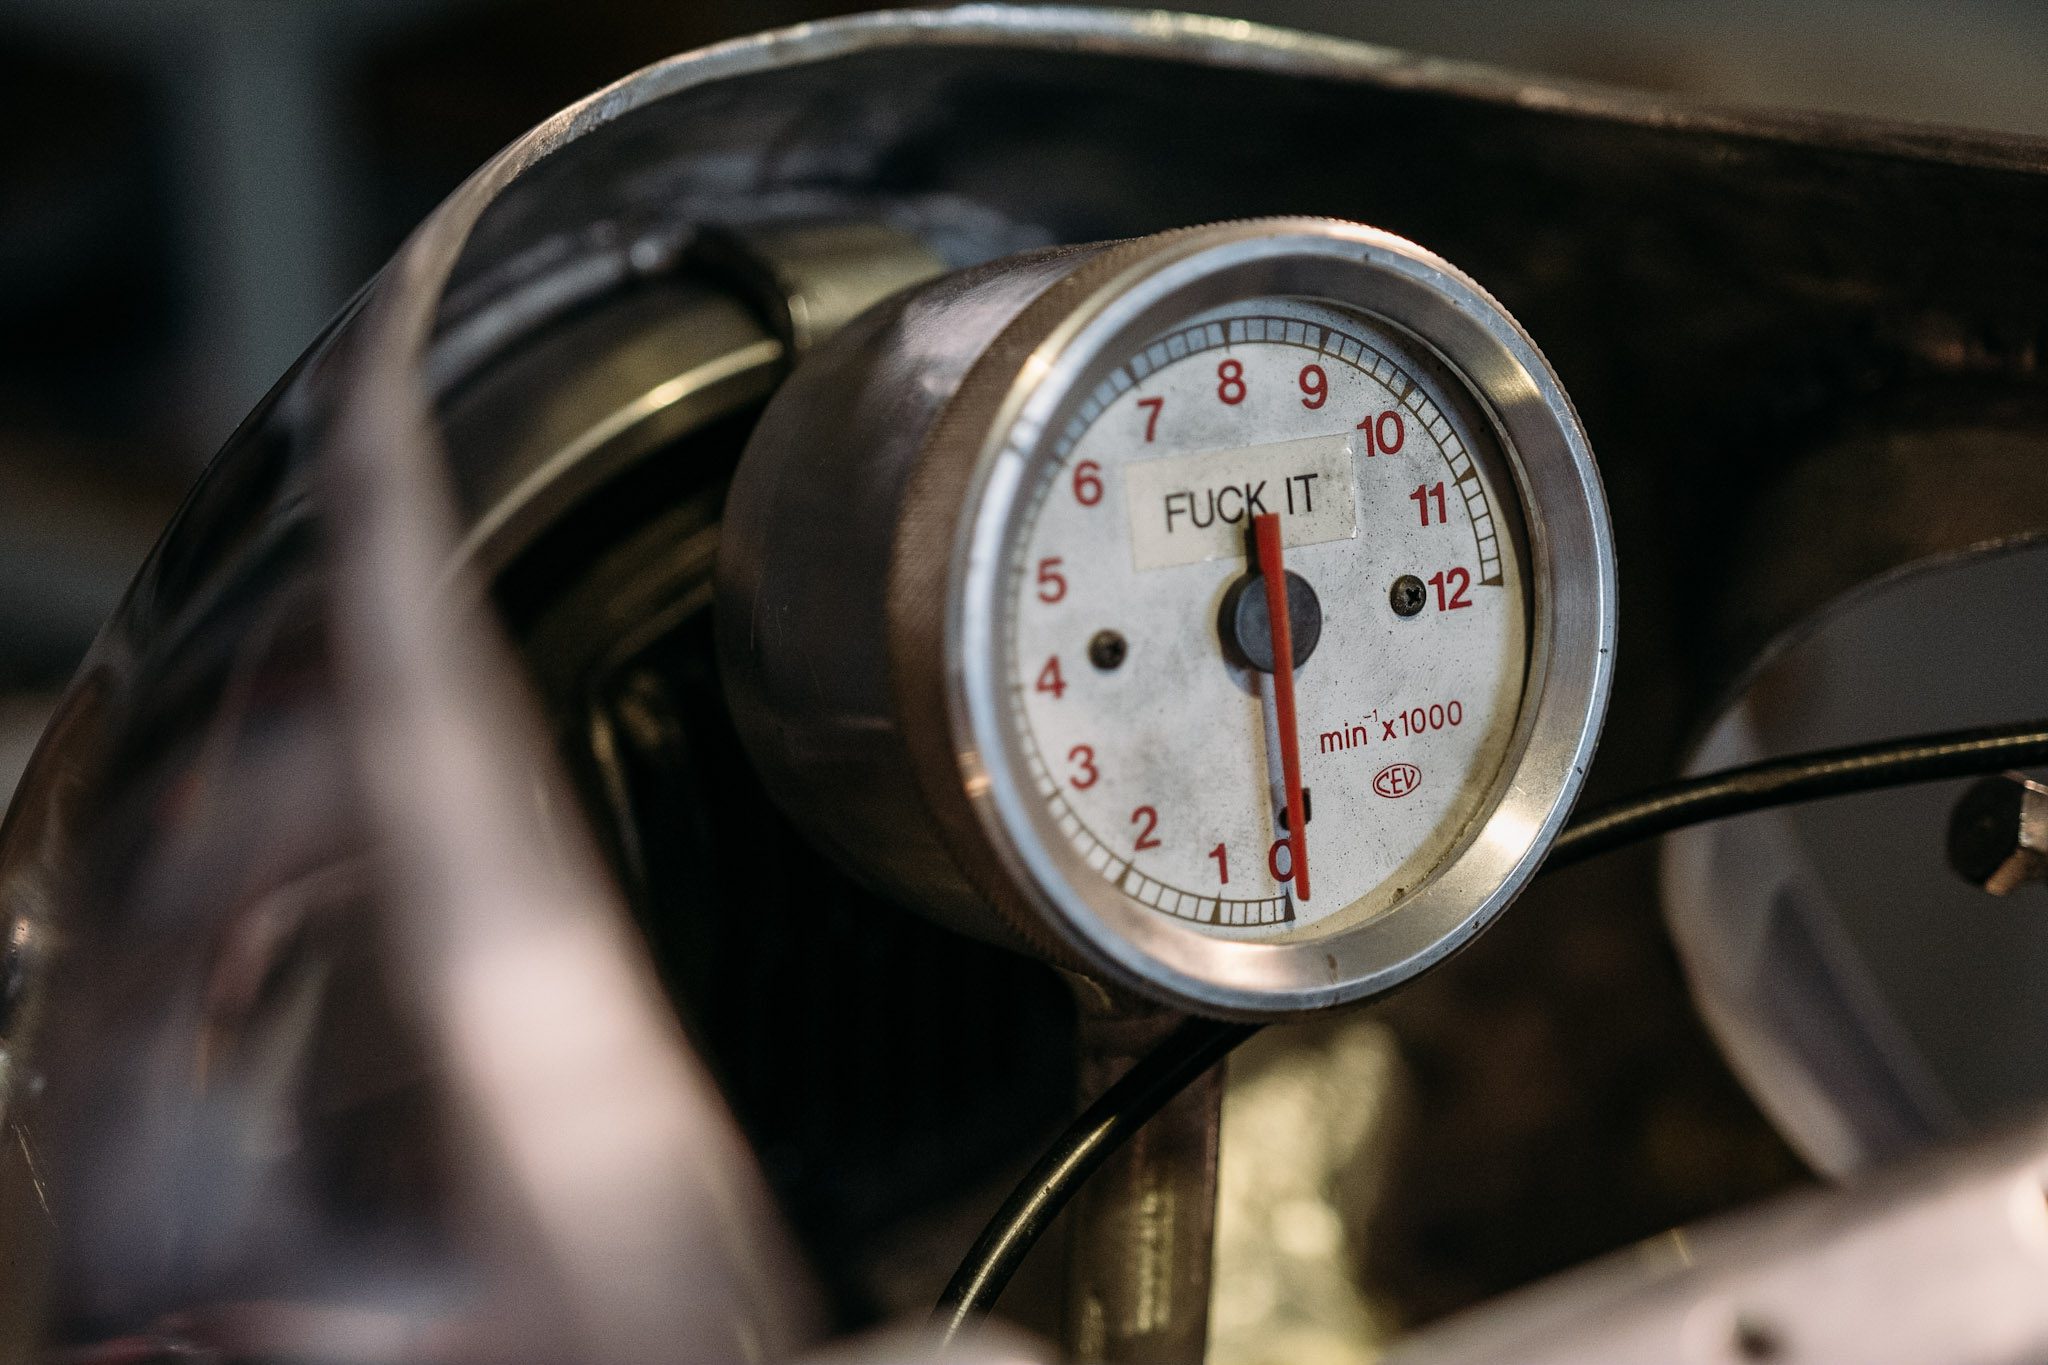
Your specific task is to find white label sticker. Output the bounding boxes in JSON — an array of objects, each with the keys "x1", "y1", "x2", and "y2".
[{"x1": 1123, "y1": 432, "x2": 1360, "y2": 571}]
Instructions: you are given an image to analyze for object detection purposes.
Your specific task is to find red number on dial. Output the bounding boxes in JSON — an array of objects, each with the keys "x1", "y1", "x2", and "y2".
[
  {"x1": 1137, "y1": 396, "x2": 1164, "y2": 442},
  {"x1": 1072, "y1": 459, "x2": 1103, "y2": 506},
  {"x1": 1036, "y1": 557, "x2": 1067, "y2": 603},
  {"x1": 1209, "y1": 842, "x2": 1229, "y2": 884},
  {"x1": 1357, "y1": 410, "x2": 1406, "y2": 456},
  {"x1": 1428, "y1": 566, "x2": 1474, "y2": 611},
  {"x1": 1068, "y1": 744, "x2": 1099, "y2": 789},
  {"x1": 1299, "y1": 364, "x2": 1327, "y2": 409},
  {"x1": 1036, "y1": 655, "x2": 1067, "y2": 699},
  {"x1": 1410, "y1": 481, "x2": 1447, "y2": 526},
  {"x1": 1132, "y1": 805, "x2": 1162, "y2": 851},
  {"x1": 1216, "y1": 358, "x2": 1246, "y2": 405}
]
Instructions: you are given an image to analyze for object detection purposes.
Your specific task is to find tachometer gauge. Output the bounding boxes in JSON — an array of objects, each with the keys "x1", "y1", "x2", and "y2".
[{"x1": 718, "y1": 218, "x2": 1614, "y2": 1016}]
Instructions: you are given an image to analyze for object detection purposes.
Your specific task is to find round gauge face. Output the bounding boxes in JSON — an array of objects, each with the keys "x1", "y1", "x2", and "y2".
[
  {"x1": 1003, "y1": 298, "x2": 1529, "y2": 939},
  {"x1": 933, "y1": 219, "x2": 1614, "y2": 1012},
  {"x1": 719, "y1": 217, "x2": 1606, "y2": 1016}
]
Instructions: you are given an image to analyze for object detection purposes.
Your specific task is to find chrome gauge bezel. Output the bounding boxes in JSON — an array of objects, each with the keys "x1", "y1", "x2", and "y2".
[{"x1": 949, "y1": 221, "x2": 1615, "y2": 1015}]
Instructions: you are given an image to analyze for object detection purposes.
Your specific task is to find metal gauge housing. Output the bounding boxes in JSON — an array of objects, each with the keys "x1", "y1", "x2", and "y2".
[{"x1": 717, "y1": 218, "x2": 1615, "y2": 1016}]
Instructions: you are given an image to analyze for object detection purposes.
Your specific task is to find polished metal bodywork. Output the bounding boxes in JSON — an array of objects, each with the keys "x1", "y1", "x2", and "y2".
[
  {"x1": 1388, "y1": 1114, "x2": 2048, "y2": 1365},
  {"x1": 1664, "y1": 531, "x2": 2048, "y2": 1174},
  {"x1": 717, "y1": 244, "x2": 1103, "y2": 951},
  {"x1": 2, "y1": 4, "x2": 2048, "y2": 1361}
]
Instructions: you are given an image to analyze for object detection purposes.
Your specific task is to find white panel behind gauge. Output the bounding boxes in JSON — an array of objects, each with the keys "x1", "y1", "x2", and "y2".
[{"x1": 1662, "y1": 539, "x2": 2048, "y2": 1175}]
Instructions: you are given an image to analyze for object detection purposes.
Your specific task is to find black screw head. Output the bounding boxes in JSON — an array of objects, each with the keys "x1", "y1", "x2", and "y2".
[
  {"x1": 1089, "y1": 630, "x2": 1128, "y2": 671},
  {"x1": 1390, "y1": 574, "x2": 1427, "y2": 617}
]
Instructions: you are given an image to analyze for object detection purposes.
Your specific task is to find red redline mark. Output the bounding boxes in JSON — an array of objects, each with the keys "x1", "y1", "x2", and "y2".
[{"x1": 1253, "y1": 512, "x2": 1310, "y2": 902}]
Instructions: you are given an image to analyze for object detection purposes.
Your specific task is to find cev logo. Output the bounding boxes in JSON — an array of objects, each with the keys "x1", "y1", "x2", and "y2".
[{"x1": 1373, "y1": 762, "x2": 1422, "y2": 799}]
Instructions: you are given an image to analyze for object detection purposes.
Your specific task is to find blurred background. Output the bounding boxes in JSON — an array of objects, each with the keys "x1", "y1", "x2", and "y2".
[
  {"x1": 5, "y1": 0, "x2": 2048, "y2": 1347},
  {"x1": 4, "y1": 0, "x2": 2048, "y2": 801}
]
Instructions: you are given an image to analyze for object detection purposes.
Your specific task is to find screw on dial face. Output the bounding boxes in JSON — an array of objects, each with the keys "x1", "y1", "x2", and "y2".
[
  {"x1": 1390, "y1": 574, "x2": 1428, "y2": 617},
  {"x1": 1089, "y1": 629, "x2": 1129, "y2": 671},
  {"x1": 1007, "y1": 300, "x2": 1530, "y2": 937}
]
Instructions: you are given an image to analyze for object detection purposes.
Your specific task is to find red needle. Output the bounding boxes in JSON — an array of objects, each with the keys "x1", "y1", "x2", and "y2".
[{"x1": 1253, "y1": 512, "x2": 1309, "y2": 902}]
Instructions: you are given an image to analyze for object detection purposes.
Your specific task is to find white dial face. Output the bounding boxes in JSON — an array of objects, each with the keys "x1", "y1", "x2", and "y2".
[{"x1": 1004, "y1": 297, "x2": 1529, "y2": 938}]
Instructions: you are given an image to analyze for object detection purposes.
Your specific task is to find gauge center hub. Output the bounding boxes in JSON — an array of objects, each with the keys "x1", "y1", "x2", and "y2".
[{"x1": 1219, "y1": 568, "x2": 1322, "y2": 673}]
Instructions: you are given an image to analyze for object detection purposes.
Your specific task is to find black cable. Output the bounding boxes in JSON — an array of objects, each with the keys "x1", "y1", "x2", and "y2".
[
  {"x1": 931, "y1": 1015, "x2": 1253, "y2": 1343},
  {"x1": 1546, "y1": 717, "x2": 2048, "y2": 871},
  {"x1": 932, "y1": 717, "x2": 2048, "y2": 1340}
]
